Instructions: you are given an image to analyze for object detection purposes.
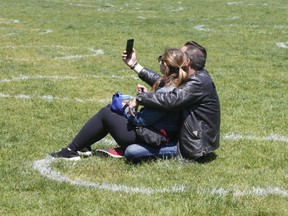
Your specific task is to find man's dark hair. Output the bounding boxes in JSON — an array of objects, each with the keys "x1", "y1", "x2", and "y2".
[{"x1": 184, "y1": 41, "x2": 207, "y2": 70}]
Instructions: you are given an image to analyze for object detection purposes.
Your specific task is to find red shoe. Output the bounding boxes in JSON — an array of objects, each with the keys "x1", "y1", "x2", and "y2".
[{"x1": 96, "y1": 147, "x2": 125, "y2": 158}]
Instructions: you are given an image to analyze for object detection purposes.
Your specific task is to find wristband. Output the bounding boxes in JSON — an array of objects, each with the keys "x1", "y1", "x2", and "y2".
[{"x1": 130, "y1": 62, "x2": 138, "y2": 70}]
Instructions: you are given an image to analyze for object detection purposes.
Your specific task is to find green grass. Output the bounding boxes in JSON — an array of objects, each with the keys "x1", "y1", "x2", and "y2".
[{"x1": 1, "y1": 0, "x2": 288, "y2": 215}]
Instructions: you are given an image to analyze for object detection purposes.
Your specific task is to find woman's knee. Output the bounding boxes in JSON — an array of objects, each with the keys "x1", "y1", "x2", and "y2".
[{"x1": 98, "y1": 106, "x2": 111, "y2": 115}]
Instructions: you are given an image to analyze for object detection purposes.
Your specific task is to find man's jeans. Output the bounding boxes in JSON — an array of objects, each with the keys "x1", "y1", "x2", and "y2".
[{"x1": 125, "y1": 142, "x2": 178, "y2": 162}]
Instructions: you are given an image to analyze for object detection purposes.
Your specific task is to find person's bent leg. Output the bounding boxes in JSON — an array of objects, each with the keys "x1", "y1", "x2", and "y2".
[
  {"x1": 68, "y1": 106, "x2": 139, "y2": 151},
  {"x1": 50, "y1": 107, "x2": 111, "y2": 159},
  {"x1": 125, "y1": 142, "x2": 178, "y2": 163},
  {"x1": 51, "y1": 106, "x2": 140, "y2": 160},
  {"x1": 67, "y1": 107, "x2": 110, "y2": 151}
]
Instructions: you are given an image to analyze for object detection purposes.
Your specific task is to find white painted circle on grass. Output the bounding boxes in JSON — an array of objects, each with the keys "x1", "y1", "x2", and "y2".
[
  {"x1": 276, "y1": 42, "x2": 288, "y2": 49},
  {"x1": 33, "y1": 156, "x2": 186, "y2": 194},
  {"x1": 32, "y1": 134, "x2": 288, "y2": 196}
]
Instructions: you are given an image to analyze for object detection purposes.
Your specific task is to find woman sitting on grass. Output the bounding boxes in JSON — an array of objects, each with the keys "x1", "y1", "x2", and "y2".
[{"x1": 50, "y1": 48, "x2": 188, "y2": 162}]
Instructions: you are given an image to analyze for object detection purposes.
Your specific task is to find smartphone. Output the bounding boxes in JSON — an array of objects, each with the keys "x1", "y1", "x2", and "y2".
[{"x1": 126, "y1": 39, "x2": 134, "y2": 58}]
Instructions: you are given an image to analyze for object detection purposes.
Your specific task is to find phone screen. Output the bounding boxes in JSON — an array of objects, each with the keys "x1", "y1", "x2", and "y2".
[{"x1": 126, "y1": 39, "x2": 134, "y2": 57}]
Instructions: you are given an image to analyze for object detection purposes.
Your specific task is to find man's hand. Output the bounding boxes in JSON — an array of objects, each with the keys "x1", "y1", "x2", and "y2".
[{"x1": 136, "y1": 84, "x2": 147, "y2": 93}]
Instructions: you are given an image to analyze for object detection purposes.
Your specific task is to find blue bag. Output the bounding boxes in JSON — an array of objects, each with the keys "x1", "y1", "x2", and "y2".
[{"x1": 110, "y1": 91, "x2": 123, "y2": 115}]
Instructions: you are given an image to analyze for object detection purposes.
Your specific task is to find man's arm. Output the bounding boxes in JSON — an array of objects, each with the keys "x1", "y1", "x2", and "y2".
[{"x1": 136, "y1": 76, "x2": 204, "y2": 111}]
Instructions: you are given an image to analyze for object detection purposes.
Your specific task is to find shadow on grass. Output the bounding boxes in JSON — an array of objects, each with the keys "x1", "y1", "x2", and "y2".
[
  {"x1": 195, "y1": 152, "x2": 217, "y2": 164},
  {"x1": 125, "y1": 152, "x2": 218, "y2": 165}
]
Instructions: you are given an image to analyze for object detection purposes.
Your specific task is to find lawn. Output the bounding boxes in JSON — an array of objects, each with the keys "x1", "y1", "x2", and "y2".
[{"x1": 0, "y1": 0, "x2": 287, "y2": 215}]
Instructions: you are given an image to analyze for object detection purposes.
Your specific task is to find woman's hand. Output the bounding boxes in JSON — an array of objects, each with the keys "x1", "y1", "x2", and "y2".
[
  {"x1": 128, "y1": 98, "x2": 138, "y2": 116},
  {"x1": 122, "y1": 48, "x2": 137, "y2": 68}
]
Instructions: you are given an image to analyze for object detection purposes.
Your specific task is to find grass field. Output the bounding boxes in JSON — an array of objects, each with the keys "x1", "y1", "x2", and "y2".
[{"x1": 1, "y1": 0, "x2": 288, "y2": 215}]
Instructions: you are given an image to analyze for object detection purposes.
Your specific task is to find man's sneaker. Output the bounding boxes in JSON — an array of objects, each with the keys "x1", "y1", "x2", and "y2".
[
  {"x1": 96, "y1": 147, "x2": 125, "y2": 158},
  {"x1": 50, "y1": 148, "x2": 81, "y2": 161},
  {"x1": 77, "y1": 146, "x2": 93, "y2": 156}
]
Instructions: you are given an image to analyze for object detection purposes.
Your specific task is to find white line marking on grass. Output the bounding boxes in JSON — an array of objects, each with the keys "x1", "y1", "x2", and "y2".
[
  {"x1": 276, "y1": 42, "x2": 288, "y2": 49},
  {"x1": 226, "y1": 2, "x2": 243, "y2": 5},
  {"x1": 229, "y1": 16, "x2": 241, "y2": 20},
  {"x1": 33, "y1": 155, "x2": 288, "y2": 196},
  {"x1": 32, "y1": 135, "x2": 288, "y2": 196},
  {"x1": 226, "y1": 2, "x2": 270, "y2": 6},
  {"x1": 0, "y1": 74, "x2": 138, "y2": 102},
  {"x1": 69, "y1": 3, "x2": 119, "y2": 11},
  {"x1": 33, "y1": 156, "x2": 186, "y2": 194},
  {"x1": 0, "y1": 74, "x2": 138, "y2": 83},
  {"x1": 54, "y1": 49, "x2": 104, "y2": 60},
  {"x1": 194, "y1": 25, "x2": 210, "y2": 31},
  {"x1": 0, "y1": 19, "x2": 20, "y2": 24},
  {"x1": 210, "y1": 187, "x2": 288, "y2": 196},
  {"x1": 0, "y1": 92, "x2": 110, "y2": 103},
  {"x1": 171, "y1": 7, "x2": 184, "y2": 12},
  {"x1": 2, "y1": 45, "x2": 66, "y2": 49},
  {"x1": 40, "y1": 29, "x2": 53, "y2": 34},
  {"x1": 69, "y1": 3, "x2": 98, "y2": 8},
  {"x1": 224, "y1": 133, "x2": 288, "y2": 143},
  {"x1": 1, "y1": 33, "x2": 17, "y2": 37},
  {"x1": 1, "y1": 45, "x2": 104, "y2": 60},
  {"x1": 0, "y1": 75, "x2": 76, "y2": 83}
]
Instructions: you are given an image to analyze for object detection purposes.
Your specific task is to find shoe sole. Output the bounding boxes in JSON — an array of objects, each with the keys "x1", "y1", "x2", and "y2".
[
  {"x1": 96, "y1": 149, "x2": 124, "y2": 158},
  {"x1": 77, "y1": 151, "x2": 93, "y2": 156}
]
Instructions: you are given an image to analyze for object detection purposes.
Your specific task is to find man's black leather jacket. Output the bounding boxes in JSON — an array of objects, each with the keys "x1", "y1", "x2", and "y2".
[{"x1": 136, "y1": 68, "x2": 221, "y2": 160}]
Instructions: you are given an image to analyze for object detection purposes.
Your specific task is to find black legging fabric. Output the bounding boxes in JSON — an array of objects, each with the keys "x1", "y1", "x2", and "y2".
[{"x1": 68, "y1": 106, "x2": 140, "y2": 151}]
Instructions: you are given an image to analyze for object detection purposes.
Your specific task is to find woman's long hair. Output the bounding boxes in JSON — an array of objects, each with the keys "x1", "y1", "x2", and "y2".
[{"x1": 152, "y1": 48, "x2": 188, "y2": 92}]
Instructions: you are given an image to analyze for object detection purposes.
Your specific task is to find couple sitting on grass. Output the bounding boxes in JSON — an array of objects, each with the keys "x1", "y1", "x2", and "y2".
[{"x1": 50, "y1": 41, "x2": 221, "y2": 163}]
